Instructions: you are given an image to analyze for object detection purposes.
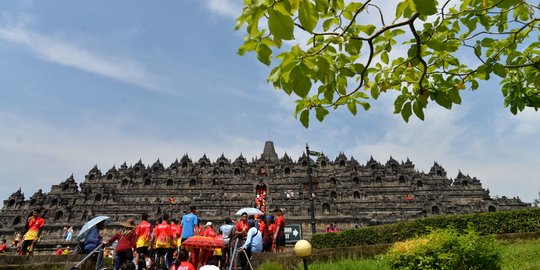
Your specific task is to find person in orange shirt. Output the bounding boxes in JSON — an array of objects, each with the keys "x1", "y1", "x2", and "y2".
[
  {"x1": 20, "y1": 209, "x2": 45, "y2": 255},
  {"x1": 153, "y1": 214, "x2": 171, "y2": 269},
  {"x1": 266, "y1": 216, "x2": 276, "y2": 252},
  {"x1": 272, "y1": 208, "x2": 286, "y2": 252},
  {"x1": 136, "y1": 213, "x2": 152, "y2": 270}
]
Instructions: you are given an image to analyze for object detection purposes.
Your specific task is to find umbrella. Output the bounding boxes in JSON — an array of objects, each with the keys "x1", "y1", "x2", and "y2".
[
  {"x1": 76, "y1": 216, "x2": 110, "y2": 241},
  {"x1": 235, "y1": 207, "x2": 264, "y2": 216},
  {"x1": 181, "y1": 236, "x2": 225, "y2": 249}
]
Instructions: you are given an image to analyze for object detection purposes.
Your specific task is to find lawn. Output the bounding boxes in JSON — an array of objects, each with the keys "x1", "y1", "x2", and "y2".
[{"x1": 259, "y1": 238, "x2": 540, "y2": 270}]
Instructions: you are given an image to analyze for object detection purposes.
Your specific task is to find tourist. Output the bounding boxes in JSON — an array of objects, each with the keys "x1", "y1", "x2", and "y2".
[
  {"x1": 0, "y1": 239, "x2": 6, "y2": 253},
  {"x1": 11, "y1": 232, "x2": 21, "y2": 248},
  {"x1": 20, "y1": 209, "x2": 45, "y2": 255},
  {"x1": 104, "y1": 218, "x2": 137, "y2": 270},
  {"x1": 168, "y1": 218, "x2": 181, "y2": 268},
  {"x1": 200, "y1": 222, "x2": 216, "y2": 266},
  {"x1": 83, "y1": 220, "x2": 105, "y2": 270},
  {"x1": 65, "y1": 226, "x2": 74, "y2": 241},
  {"x1": 62, "y1": 246, "x2": 72, "y2": 255},
  {"x1": 170, "y1": 249, "x2": 194, "y2": 270},
  {"x1": 181, "y1": 206, "x2": 198, "y2": 242},
  {"x1": 62, "y1": 227, "x2": 69, "y2": 240},
  {"x1": 199, "y1": 256, "x2": 220, "y2": 270},
  {"x1": 238, "y1": 220, "x2": 262, "y2": 269},
  {"x1": 272, "y1": 208, "x2": 286, "y2": 252},
  {"x1": 219, "y1": 217, "x2": 234, "y2": 268},
  {"x1": 135, "y1": 213, "x2": 152, "y2": 270},
  {"x1": 266, "y1": 216, "x2": 276, "y2": 252},
  {"x1": 153, "y1": 213, "x2": 171, "y2": 269},
  {"x1": 326, "y1": 223, "x2": 337, "y2": 233}
]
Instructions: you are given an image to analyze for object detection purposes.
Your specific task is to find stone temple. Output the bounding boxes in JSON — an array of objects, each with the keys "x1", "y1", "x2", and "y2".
[{"x1": 0, "y1": 141, "x2": 529, "y2": 242}]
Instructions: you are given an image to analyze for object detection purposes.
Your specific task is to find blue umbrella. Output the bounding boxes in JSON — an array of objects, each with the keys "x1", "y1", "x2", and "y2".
[
  {"x1": 235, "y1": 207, "x2": 264, "y2": 216},
  {"x1": 76, "y1": 216, "x2": 110, "y2": 241}
]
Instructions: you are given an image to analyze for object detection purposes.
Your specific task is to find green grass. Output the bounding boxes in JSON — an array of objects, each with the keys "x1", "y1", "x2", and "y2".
[
  {"x1": 500, "y1": 238, "x2": 540, "y2": 270},
  {"x1": 296, "y1": 258, "x2": 391, "y2": 270},
  {"x1": 258, "y1": 238, "x2": 540, "y2": 270}
]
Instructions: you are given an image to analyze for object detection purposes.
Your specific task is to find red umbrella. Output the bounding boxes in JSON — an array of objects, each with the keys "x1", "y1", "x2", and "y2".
[{"x1": 181, "y1": 236, "x2": 225, "y2": 249}]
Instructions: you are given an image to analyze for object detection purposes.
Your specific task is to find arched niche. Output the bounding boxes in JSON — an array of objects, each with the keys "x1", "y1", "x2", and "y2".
[
  {"x1": 322, "y1": 203, "x2": 331, "y2": 214},
  {"x1": 54, "y1": 211, "x2": 64, "y2": 221}
]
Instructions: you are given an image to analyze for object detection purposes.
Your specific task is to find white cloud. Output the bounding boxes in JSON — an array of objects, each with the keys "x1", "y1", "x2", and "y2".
[
  {"x1": 0, "y1": 111, "x2": 273, "y2": 201},
  {"x1": 201, "y1": 0, "x2": 242, "y2": 19},
  {"x1": 0, "y1": 25, "x2": 170, "y2": 93}
]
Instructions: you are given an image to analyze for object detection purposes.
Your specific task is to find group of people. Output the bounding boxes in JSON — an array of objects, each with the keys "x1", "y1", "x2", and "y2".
[{"x1": 80, "y1": 206, "x2": 286, "y2": 270}]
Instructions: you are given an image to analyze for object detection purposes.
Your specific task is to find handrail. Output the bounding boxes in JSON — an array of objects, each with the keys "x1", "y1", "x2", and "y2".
[{"x1": 70, "y1": 243, "x2": 103, "y2": 270}]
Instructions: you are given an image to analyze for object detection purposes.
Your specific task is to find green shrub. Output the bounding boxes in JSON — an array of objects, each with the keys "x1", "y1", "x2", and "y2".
[
  {"x1": 312, "y1": 208, "x2": 540, "y2": 249},
  {"x1": 383, "y1": 228, "x2": 501, "y2": 270}
]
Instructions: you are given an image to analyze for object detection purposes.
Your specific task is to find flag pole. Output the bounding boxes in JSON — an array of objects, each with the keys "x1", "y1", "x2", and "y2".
[{"x1": 306, "y1": 143, "x2": 317, "y2": 235}]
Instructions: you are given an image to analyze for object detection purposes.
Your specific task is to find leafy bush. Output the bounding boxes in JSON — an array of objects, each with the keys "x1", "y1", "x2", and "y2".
[
  {"x1": 312, "y1": 208, "x2": 540, "y2": 249},
  {"x1": 383, "y1": 228, "x2": 501, "y2": 270}
]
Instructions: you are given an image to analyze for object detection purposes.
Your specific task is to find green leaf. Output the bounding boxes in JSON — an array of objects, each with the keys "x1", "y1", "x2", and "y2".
[
  {"x1": 370, "y1": 84, "x2": 380, "y2": 100},
  {"x1": 394, "y1": 94, "x2": 408, "y2": 113},
  {"x1": 412, "y1": 0, "x2": 438, "y2": 16},
  {"x1": 347, "y1": 102, "x2": 358, "y2": 115},
  {"x1": 299, "y1": 109, "x2": 309, "y2": 128},
  {"x1": 256, "y1": 44, "x2": 272, "y2": 65},
  {"x1": 434, "y1": 90, "x2": 452, "y2": 109},
  {"x1": 268, "y1": 9, "x2": 295, "y2": 40},
  {"x1": 238, "y1": 40, "x2": 258, "y2": 56},
  {"x1": 357, "y1": 24, "x2": 376, "y2": 35},
  {"x1": 413, "y1": 101, "x2": 425, "y2": 120},
  {"x1": 474, "y1": 45, "x2": 482, "y2": 58},
  {"x1": 316, "y1": 57, "x2": 334, "y2": 84},
  {"x1": 448, "y1": 88, "x2": 462, "y2": 104},
  {"x1": 381, "y1": 51, "x2": 389, "y2": 64},
  {"x1": 493, "y1": 63, "x2": 507, "y2": 78},
  {"x1": 299, "y1": 0, "x2": 319, "y2": 32},
  {"x1": 345, "y1": 39, "x2": 363, "y2": 55},
  {"x1": 290, "y1": 65, "x2": 312, "y2": 98},
  {"x1": 315, "y1": 107, "x2": 329, "y2": 122},
  {"x1": 288, "y1": 0, "x2": 300, "y2": 10},
  {"x1": 402, "y1": 102, "x2": 412, "y2": 122}
]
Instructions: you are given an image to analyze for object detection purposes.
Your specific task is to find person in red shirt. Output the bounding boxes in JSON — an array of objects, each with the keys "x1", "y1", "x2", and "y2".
[
  {"x1": 170, "y1": 249, "x2": 194, "y2": 270},
  {"x1": 0, "y1": 239, "x2": 6, "y2": 253},
  {"x1": 55, "y1": 245, "x2": 62, "y2": 255},
  {"x1": 272, "y1": 208, "x2": 286, "y2": 252},
  {"x1": 21, "y1": 209, "x2": 45, "y2": 255},
  {"x1": 168, "y1": 219, "x2": 181, "y2": 268},
  {"x1": 104, "y1": 218, "x2": 137, "y2": 270},
  {"x1": 235, "y1": 213, "x2": 249, "y2": 240},
  {"x1": 135, "y1": 213, "x2": 152, "y2": 270},
  {"x1": 153, "y1": 214, "x2": 171, "y2": 269}
]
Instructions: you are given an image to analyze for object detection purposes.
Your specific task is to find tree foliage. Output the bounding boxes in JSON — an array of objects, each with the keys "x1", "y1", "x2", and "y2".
[{"x1": 236, "y1": 0, "x2": 540, "y2": 127}]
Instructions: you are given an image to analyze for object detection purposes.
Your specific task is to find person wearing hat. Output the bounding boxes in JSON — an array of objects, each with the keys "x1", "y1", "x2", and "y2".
[
  {"x1": 104, "y1": 218, "x2": 137, "y2": 270},
  {"x1": 272, "y1": 208, "x2": 286, "y2": 252},
  {"x1": 200, "y1": 221, "x2": 216, "y2": 266}
]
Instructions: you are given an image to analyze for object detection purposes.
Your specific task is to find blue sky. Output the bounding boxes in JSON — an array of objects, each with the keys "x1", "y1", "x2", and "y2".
[{"x1": 0, "y1": 0, "x2": 539, "y2": 204}]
